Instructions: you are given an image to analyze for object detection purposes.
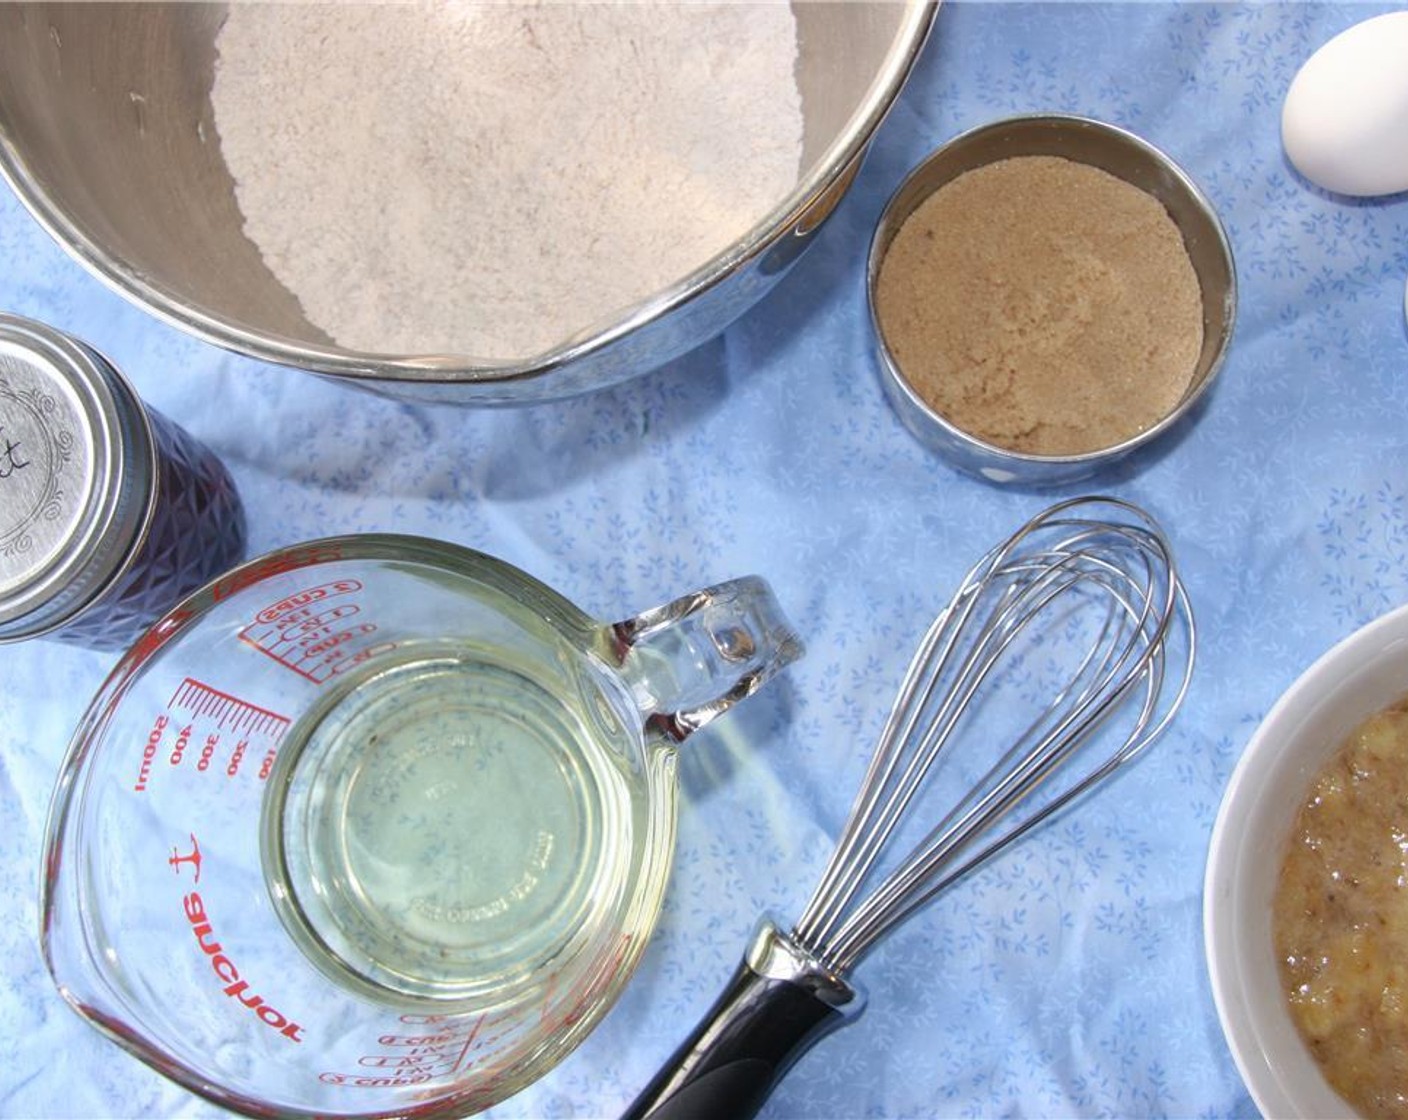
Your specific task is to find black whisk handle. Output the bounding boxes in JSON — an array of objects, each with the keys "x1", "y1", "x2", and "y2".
[{"x1": 620, "y1": 920, "x2": 861, "y2": 1120}]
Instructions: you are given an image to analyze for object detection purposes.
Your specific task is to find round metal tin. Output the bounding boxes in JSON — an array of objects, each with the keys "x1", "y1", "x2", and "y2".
[
  {"x1": 867, "y1": 113, "x2": 1237, "y2": 487},
  {"x1": 0, "y1": 313, "x2": 155, "y2": 639}
]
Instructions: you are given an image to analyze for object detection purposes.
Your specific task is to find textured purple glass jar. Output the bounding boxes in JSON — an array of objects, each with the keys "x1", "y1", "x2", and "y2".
[{"x1": 0, "y1": 313, "x2": 246, "y2": 649}]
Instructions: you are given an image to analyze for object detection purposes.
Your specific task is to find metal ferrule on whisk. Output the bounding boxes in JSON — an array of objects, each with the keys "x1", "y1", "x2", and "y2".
[
  {"x1": 744, "y1": 918, "x2": 863, "y2": 1016},
  {"x1": 624, "y1": 496, "x2": 1195, "y2": 1120}
]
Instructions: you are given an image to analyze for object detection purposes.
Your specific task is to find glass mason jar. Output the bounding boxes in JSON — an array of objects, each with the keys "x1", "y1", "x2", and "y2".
[{"x1": 0, "y1": 312, "x2": 246, "y2": 649}]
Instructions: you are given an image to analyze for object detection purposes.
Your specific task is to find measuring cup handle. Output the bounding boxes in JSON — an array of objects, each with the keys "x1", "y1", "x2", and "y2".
[
  {"x1": 612, "y1": 576, "x2": 803, "y2": 743},
  {"x1": 619, "y1": 921, "x2": 860, "y2": 1120}
]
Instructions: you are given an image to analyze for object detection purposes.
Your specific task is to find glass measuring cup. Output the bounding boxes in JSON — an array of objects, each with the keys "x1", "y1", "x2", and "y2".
[{"x1": 40, "y1": 534, "x2": 802, "y2": 1119}]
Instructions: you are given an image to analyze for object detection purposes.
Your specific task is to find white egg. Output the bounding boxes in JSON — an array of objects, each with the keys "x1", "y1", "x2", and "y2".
[{"x1": 1281, "y1": 11, "x2": 1408, "y2": 197}]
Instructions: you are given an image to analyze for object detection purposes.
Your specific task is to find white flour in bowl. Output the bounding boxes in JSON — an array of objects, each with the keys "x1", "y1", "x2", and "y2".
[{"x1": 211, "y1": 1, "x2": 804, "y2": 361}]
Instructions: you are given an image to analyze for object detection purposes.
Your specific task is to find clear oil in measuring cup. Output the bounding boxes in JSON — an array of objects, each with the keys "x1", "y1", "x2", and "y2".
[{"x1": 261, "y1": 639, "x2": 654, "y2": 1008}]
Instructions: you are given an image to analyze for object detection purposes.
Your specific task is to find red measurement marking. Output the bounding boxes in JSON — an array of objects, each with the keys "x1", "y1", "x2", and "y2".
[
  {"x1": 318, "y1": 1070, "x2": 433, "y2": 1088},
  {"x1": 319, "y1": 1015, "x2": 499, "y2": 1091},
  {"x1": 133, "y1": 714, "x2": 170, "y2": 792},
  {"x1": 226, "y1": 739, "x2": 248, "y2": 777},
  {"x1": 168, "y1": 723, "x2": 193, "y2": 766},
  {"x1": 317, "y1": 947, "x2": 634, "y2": 1096},
  {"x1": 168, "y1": 678, "x2": 291, "y2": 744},
  {"x1": 449, "y1": 1016, "x2": 485, "y2": 1077},
  {"x1": 254, "y1": 579, "x2": 362, "y2": 626},
  {"x1": 238, "y1": 581, "x2": 392, "y2": 684},
  {"x1": 211, "y1": 543, "x2": 346, "y2": 604},
  {"x1": 358, "y1": 1055, "x2": 433, "y2": 1069},
  {"x1": 137, "y1": 679, "x2": 294, "y2": 786}
]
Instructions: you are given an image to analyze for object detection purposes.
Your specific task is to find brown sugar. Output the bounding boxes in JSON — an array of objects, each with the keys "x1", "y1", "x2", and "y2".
[{"x1": 873, "y1": 155, "x2": 1204, "y2": 457}]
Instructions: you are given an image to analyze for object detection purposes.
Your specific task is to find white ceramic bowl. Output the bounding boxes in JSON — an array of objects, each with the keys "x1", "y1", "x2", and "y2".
[{"x1": 1204, "y1": 603, "x2": 1408, "y2": 1118}]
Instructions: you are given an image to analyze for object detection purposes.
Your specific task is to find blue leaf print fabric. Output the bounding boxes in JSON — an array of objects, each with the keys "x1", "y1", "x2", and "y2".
[{"x1": 2, "y1": 3, "x2": 1405, "y2": 1118}]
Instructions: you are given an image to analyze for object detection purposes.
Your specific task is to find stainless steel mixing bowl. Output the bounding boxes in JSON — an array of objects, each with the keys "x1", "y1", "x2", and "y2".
[{"x1": 0, "y1": 2, "x2": 935, "y2": 405}]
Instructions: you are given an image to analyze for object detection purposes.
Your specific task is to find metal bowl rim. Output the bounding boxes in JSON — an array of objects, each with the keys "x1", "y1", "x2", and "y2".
[{"x1": 0, "y1": 2, "x2": 938, "y2": 386}]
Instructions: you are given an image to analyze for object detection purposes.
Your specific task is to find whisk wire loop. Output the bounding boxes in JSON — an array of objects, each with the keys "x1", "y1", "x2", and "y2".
[
  {"x1": 828, "y1": 590, "x2": 1185, "y2": 969},
  {"x1": 791, "y1": 498, "x2": 1194, "y2": 973},
  {"x1": 795, "y1": 518, "x2": 1085, "y2": 944},
  {"x1": 621, "y1": 498, "x2": 1196, "y2": 1120}
]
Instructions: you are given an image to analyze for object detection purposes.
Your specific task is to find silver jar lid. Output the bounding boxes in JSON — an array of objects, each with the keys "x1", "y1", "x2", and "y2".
[{"x1": 0, "y1": 314, "x2": 156, "y2": 640}]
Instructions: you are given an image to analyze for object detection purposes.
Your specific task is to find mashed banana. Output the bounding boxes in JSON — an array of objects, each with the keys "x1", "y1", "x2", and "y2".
[{"x1": 1275, "y1": 696, "x2": 1408, "y2": 1119}]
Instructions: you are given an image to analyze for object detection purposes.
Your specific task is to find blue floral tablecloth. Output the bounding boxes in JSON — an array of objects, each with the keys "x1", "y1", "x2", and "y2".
[{"x1": 3, "y1": 3, "x2": 1406, "y2": 1117}]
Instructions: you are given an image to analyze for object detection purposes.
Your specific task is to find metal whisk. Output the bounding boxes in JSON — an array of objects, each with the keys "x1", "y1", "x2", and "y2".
[{"x1": 622, "y1": 496, "x2": 1194, "y2": 1120}]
